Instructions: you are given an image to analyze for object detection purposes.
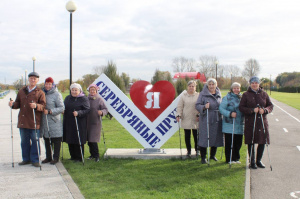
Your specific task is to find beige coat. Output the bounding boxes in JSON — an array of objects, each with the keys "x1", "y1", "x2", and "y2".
[{"x1": 176, "y1": 90, "x2": 199, "y2": 129}]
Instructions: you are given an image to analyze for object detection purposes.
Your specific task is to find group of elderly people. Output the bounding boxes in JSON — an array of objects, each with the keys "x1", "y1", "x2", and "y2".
[
  {"x1": 10, "y1": 71, "x2": 272, "y2": 169},
  {"x1": 9, "y1": 72, "x2": 107, "y2": 167},
  {"x1": 176, "y1": 76, "x2": 273, "y2": 169}
]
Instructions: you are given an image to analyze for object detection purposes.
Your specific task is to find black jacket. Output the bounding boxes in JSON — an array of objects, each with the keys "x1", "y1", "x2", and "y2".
[{"x1": 63, "y1": 94, "x2": 90, "y2": 144}]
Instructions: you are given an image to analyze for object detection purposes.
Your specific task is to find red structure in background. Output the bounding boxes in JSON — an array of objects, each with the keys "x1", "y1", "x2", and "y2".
[{"x1": 173, "y1": 72, "x2": 206, "y2": 83}]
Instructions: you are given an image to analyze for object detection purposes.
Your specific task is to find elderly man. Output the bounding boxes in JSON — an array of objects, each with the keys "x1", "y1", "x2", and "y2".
[{"x1": 9, "y1": 72, "x2": 46, "y2": 167}]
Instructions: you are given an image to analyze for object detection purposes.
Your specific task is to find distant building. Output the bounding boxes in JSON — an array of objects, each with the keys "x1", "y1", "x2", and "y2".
[{"x1": 173, "y1": 72, "x2": 206, "y2": 83}]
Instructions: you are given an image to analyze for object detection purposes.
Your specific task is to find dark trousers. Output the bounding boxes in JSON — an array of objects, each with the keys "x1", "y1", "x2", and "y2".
[
  {"x1": 68, "y1": 143, "x2": 84, "y2": 160},
  {"x1": 88, "y1": 142, "x2": 99, "y2": 158},
  {"x1": 199, "y1": 146, "x2": 217, "y2": 159},
  {"x1": 44, "y1": 137, "x2": 62, "y2": 160},
  {"x1": 184, "y1": 129, "x2": 198, "y2": 153},
  {"x1": 224, "y1": 133, "x2": 243, "y2": 162},
  {"x1": 248, "y1": 144, "x2": 265, "y2": 164}
]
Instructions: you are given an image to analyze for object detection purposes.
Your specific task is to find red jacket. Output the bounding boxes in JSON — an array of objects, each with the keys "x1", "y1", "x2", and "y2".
[{"x1": 13, "y1": 86, "x2": 46, "y2": 129}]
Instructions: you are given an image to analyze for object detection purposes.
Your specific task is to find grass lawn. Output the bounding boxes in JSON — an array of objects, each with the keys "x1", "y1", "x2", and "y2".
[
  {"x1": 268, "y1": 91, "x2": 300, "y2": 110},
  {"x1": 60, "y1": 89, "x2": 247, "y2": 199}
]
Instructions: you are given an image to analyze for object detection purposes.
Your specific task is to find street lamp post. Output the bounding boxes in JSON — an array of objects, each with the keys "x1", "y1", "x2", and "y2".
[
  {"x1": 215, "y1": 61, "x2": 218, "y2": 81},
  {"x1": 25, "y1": 70, "x2": 27, "y2": 86},
  {"x1": 270, "y1": 74, "x2": 272, "y2": 95},
  {"x1": 32, "y1": 56, "x2": 36, "y2": 72},
  {"x1": 66, "y1": 1, "x2": 77, "y2": 92}
]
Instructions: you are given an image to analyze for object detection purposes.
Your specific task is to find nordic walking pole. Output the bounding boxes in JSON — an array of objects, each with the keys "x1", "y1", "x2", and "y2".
[
  {"x1": 74, "y1": 111, "x2": 84, "y2": 166},
  {"x1": 45, "y1": 114, "x2": 54, "y2": 160},
  {"x1": 10, "y1": 98, "x2": 14, "y2": 168},
  {"x1": 249, "y1": 104, "x2": 259, "y2": 167},
  {"x1": 100, "y1": 116, "x2": 107, "y2": 159},
  {"x1": 220, "y1": 146, "x2": 224, "y2": 160},
  {"x1": 260, "y1": 107, "x2": 273, "y2": 171},
  {"x1": 229, "y1": 117, "x2": 235, "y2": 168},
  {"x1": 206, "y1": 102, "x2": 210, "y2": 166},
  {"x1": 61, "y1": 136, "x2": 64, "y2": 160},
  {"x1": 32, "y1": 101, "x2": 42, "y2": 170},
  {"x1": 196, "y1": 127, "x2": 199, "y2": 160},
  {"x1": 177, "y1": 119, "x2": 183, "y2": 159}
]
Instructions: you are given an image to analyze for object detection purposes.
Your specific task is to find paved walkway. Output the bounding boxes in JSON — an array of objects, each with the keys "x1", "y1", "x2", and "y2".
[
  {"x1": 250, "y1": 98, "x2": 300, "y2": 199},
  {"x1": 0, "y1": 90, "x2": 84, "y2": 199}
]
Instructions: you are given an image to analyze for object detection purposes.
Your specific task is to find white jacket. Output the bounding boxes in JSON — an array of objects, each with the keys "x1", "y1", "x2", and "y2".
[{"x1": 176, "y1": 90, "x2": 199, "y2": 129}]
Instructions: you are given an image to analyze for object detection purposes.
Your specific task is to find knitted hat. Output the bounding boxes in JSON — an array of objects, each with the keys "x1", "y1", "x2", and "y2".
[
  {"x1": 70, "y1": 83, "x2": 82, "y2": 92},
  {"x1": 249, "y1": 76, "x2": 260, "y2": 84},
  {"x1": 87, "y1": 84, "x2": 99, "y2": 91},
  {"x1": 45, "y1": 77, "x2": 54, "y2": 84},
  {"x1": 230, "y1": 82, "x2": 241, "y2": 89}
]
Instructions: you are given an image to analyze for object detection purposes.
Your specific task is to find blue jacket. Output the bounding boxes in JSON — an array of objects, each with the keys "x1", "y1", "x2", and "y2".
[{"x1": 219, "y1": 92, "x2": 244, "y2": 135}]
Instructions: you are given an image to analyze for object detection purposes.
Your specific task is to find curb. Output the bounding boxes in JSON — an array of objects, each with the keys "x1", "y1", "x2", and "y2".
[
  {"x1": 244, "y1": 153, "x2": 251, "y2": 199},
  {"x1": 55, "y1": 162, "x2": 85, "y2": 199}
]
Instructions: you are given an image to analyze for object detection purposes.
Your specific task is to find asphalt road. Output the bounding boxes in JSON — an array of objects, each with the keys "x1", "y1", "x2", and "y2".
[{"x1": 250, "y1": 98, "x2": 300, "y2": 199}]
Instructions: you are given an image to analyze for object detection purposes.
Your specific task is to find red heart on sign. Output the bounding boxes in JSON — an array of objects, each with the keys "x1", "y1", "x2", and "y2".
[{"x1": 130, "y1": 80, "x2": 176, "y2": 122}]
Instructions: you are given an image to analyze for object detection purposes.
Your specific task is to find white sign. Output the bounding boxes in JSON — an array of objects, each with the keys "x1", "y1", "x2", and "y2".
[{"x1": 93, "y1": 74, "x2": 182, "y2": 149}]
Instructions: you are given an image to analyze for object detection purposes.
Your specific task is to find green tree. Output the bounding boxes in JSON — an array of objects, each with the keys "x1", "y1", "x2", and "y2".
[
  {"x1": 151, "y1": 69, "x2": 173, "y2": 85},
  {"x1": 57, "y1": 79, "x2": 69, "y2": 92},
  {"x1": 196, "y1": 80, "x2": 203, "y2": 92},
  {"x1": 103, "y1": 61, "x2": 126, "y2": 93},
  {"x1": 121, "y1": 72, "x2": 130, "y2": 91},
  {"x1": 175, "y1": 78, "x2": 187, "y2": 97},
  {"x1": 276, "y1": 72, "x2": 300, "y2": 87}
]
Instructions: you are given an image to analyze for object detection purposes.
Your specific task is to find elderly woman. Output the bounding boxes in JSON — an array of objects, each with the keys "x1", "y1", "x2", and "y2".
[
  {"x1": 63, "y1": 83, "x2": 90, "y2": 162},
  {"x1": 40, "y1": 77, "x2": 64, "y2": 165},
  {"x1": 176, "y1": 80, "x2": 199, "y2": 158},
  {"x1": 196, "y1": 78, "x2": 223, "y2": 164},
  {"x1": 86, "y1": 84, "x2": 108, "y2": 162},
  {"x1": 239, "y1": 76, "x2": 273, "y2": 169},
  {"x1": 219, "y1": 82, "x2": 244, "y2": 164}
]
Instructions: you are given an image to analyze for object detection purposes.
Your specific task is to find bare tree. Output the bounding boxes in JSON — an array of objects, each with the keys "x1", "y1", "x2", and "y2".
[
  {"x1": 186, "y1": 58, "x2": 196, "y2": 72},
  {"x1": 197, "y1": 55, "x2": 218, "y2": 78},
  {"x1": 242, "y1": 58, "x2": 260, "y2": 80},
  {"x1": 172, "y1": 56, "x2": 195, "y2": 72},
  {"x1": 223, "y1": 65, "x2": 241, "y2": 78}
]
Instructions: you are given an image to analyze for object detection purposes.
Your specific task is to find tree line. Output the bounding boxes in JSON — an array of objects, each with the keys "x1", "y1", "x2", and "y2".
[
  {"x1": 274, "y1": 72, "x2": 300, "y2": 93},
  {"x1": 9, "y1": 56, "x2": 299, "y2": 94}
]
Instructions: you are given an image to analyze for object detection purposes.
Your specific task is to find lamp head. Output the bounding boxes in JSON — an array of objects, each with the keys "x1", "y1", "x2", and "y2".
[{"x1": 66, "y1": 1, "x2": 77, "y2": 12}]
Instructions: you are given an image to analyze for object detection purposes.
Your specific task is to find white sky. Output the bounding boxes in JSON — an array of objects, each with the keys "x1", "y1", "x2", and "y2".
[{"x1": 1, "y1": 0, "x2": 299, "y2": 84}]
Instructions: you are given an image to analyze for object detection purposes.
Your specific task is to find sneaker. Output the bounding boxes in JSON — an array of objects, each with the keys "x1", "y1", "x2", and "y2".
[
  {"x1": 250, "y1": 163, "x2": 257, "y2": 169},
  {"x1": 18, "y1": 161, "x2": 31, "y2": 166},
  {"x1": 235, "y1": 161, "x2": 241, "y2": 164},
  {"x1": 32, "y1": 162, "x2": 41, "y2": 167},
  {"x1": 95, "y1": 157, "x2": 100, "y2": 162},
  {"x1": 87, "y1": 156, "x2": 94, "y2": 160},
  {"x1": 42, "y1": 158, "x2": 52, "y2": 164},
  {"x1": 210, "y1": 156, "x2": 218, "y2": 161},
  {"x1": 256, "y1": 161, "x2": 265, "y2": 168},
  {"x1": 50, "y1": 159, "x2": 59, "y2": 165},
  {"x1": 186, "y1": 152, "x2": 191, "y2": 158},
  {"x1": 196, "y1": 151, "x2": 200, "y2": 156}
]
